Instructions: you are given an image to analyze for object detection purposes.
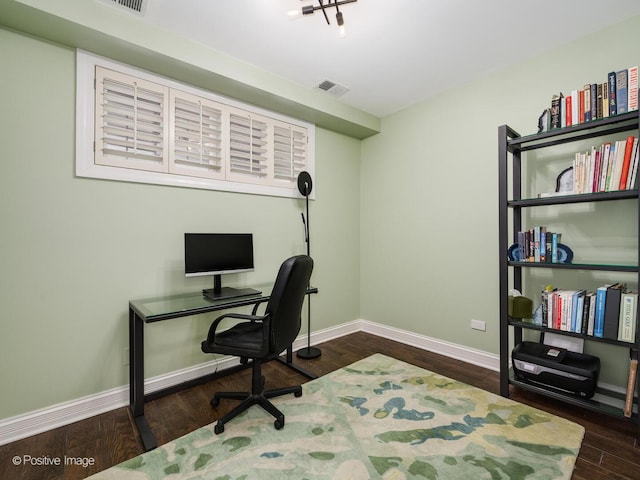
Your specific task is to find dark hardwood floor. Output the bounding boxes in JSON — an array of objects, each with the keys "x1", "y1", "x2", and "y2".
[{"x1": 1, "y1": 332, "x2": 638, "y2": 479}]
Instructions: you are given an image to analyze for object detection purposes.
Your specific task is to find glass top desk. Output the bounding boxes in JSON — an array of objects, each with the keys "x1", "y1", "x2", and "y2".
[{"x1": 129, "y1": 284, "x2": 318, "y2": 451}]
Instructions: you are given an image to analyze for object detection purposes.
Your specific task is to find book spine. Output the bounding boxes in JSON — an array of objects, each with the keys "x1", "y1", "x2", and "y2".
[
  {"x1": 602, "y1": 81, "x2": 610, "y2": 118},
  {"x1": 551, "y1": 233, "x2": 559, "y2": 263},
  {"x1": 628, "y1": 66, "x2": 638, "y2": 112},
  {"x1": 618, "y1": 135, "x2": 636, "y2": 190},
  {"x1": 590, "y1": 83, "x2": 597, "y2": 120},
  {"x1": 617, "y1": 69, "x2": 629, "y2": 114},
  {"x1": 618, "y1": 292, "x2": 638, "y2": 342},
  {"x1": 608, "y1": 71, "x2": 617, "y2": 116},
  {"x1": 594, "y1": 286, "x2": 607, "y2": 338},
  {"x1": 628, "y1": 139, "x2": 640, "y2": 190},
  {"x1": 596, "y1": 83, "x2": 603, "y2": 120},
  {"x1": 550, "y1": 94, "x2": 562, "y2": 129},
  {"x1": 583, "y1": 84, "x2": 592, "y2": 122},
  {"x1": 624, "y1": 359, "x2": 638, "y2": 418}
]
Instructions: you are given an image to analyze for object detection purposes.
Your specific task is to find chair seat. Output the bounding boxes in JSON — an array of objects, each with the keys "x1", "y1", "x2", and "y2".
[{"x1": 201, "y1": 322, "x2": 265, "y2": 356}]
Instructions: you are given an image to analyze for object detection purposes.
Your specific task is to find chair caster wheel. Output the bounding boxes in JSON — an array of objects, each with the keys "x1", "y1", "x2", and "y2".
[
  {"x1": 294, "y1": 390, "x2": 302, "y2": 398},
  {"x1": 214, "y1": 423, "x2": 224, "y2": 434},
  {"x1": 210, "y1": 397, "x2": 220, "y2": 407},
  {"x1": 274, "y1": 418, "x2": 284, "y2": 430}
]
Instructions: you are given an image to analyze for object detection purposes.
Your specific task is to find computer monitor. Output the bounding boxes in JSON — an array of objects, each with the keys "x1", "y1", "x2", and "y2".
[{"x1": 184, "y1": 233, "x2": 260, "y2": 300}]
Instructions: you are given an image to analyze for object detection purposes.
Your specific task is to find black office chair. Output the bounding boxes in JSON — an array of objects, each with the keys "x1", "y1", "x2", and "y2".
[{"x1": 201, "y1": 255, "x2": 313, "y2": 434}]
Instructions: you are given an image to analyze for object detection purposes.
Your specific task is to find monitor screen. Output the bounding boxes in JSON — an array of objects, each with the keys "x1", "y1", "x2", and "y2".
[{"x1": 184, "y1": 233, "x2": 254, "y2": 277}]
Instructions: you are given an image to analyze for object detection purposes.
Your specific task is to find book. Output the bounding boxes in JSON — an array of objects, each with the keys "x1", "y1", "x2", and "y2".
[
  {"x1": 603, "y1": 283, "x2": 623, "y2": 340},
  {"x1": 566, "y1": 94, "x2": 573, "y2": 127},
  {"x1": 596, "y1": 83, "x2": 603, "y2": 119},
  {"x1": 618, "y1": 135, "x2": 636, "y2": 190},
  {"x1": 571, "y1": 89, "x2": 579, "y2": 125},
  {"x1": 578, "y1": 89, "x2": 585, "y2": 124},
  {"x1": 628, "y1": 139, "x2": 640, "y2": 190},
  {"x1": 617, "y1": 69, "x2": 629, "y2": 114},
  {"x1": 618, "y1": 292, "x2": 638, "y2": 342},
  {"x1": 583, "y1": 84, "x2": 592, "y2": 122},
  {"x1": 587, "y1": 292, "x2": 596, "y2": 336},
  {"x1": 551, "y1": 232, "x2": 560, "y2": 263},
  {"x1": 571, "y1": 290, "x2": 586, "y2": 333},
  {"x1": 624, "y1": 359, "x2": 638, "y2": 418},
  {"x1": 629, "y1": 66, "x2": 638, "y2": 112},
  {"x1": 590, "y1": 83, "x2": 598, "y2": 121},
  {"x1": 550, "y1": 94, "x2": 563, "y2": 129},
  {"x1": 594, "y1": 285, "x2": 608, "y2": 337},
  {"x1": 602, "y1": 81, "x2": 610, "y2": 118},
  {"x1": 608, "y1": 71, "x2": 617, "y2": 116},
  {"x1": 611, "y1": 139, "x2": 627, "y2": 190}
]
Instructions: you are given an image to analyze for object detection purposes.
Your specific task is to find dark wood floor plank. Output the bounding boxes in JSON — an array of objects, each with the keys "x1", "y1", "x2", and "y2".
[{"x1": 1, "y1": 331, "x2": 638, "y2": 479}]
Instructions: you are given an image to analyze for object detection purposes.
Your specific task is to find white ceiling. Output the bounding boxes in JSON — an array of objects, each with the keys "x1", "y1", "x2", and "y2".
[{"x1": 140, "y1": 0, "x2": 640, "y2": 117}]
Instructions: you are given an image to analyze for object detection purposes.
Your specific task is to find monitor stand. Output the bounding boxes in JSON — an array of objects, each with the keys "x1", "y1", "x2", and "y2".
[{"x1": 203, "y1": 274, "x2": 261, "y2": 301}]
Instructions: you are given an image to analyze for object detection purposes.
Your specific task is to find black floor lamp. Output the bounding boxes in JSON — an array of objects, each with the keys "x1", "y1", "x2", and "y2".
[{"x1": 296, "y1": 171, "x2": 321, "y2": 359}]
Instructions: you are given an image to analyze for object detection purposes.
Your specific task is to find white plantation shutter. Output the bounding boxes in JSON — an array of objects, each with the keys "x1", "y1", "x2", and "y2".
[
  {"x1": 228, "y1": 111, "x2": 269, "y2": 180},
  {"x1": 95, "y1": 67, "x2": 168, "y2": 172},
  {"x1": 273, "y1": 122, "x2": 308, "y2": 185},
  {"x1": 81, "y1": 52, "x2": 314, "y2": 197},
  {"x1": 170, "y1": 91, "x2": 224, "y2": 179}
]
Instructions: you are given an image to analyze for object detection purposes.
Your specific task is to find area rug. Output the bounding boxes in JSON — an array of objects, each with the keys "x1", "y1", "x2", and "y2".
[{"x1": 90, "y1": 353, "x2": 584, "y2": 479}]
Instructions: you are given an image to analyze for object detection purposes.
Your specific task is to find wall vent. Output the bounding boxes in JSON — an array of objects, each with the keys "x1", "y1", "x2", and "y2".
[
  {"x1": 316, "y1": 80, "x2": 349, "y2": 97},
  {"x1": 98, "y1": 0, "x2": 148, "y2": 15}
]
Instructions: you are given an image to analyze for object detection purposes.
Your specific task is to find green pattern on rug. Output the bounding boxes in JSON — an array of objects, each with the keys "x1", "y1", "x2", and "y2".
[{"x1": 90, "y1": 354, "x2": 584, "y2": 479}]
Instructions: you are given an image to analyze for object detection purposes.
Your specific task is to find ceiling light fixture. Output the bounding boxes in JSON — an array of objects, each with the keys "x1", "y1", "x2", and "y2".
[{"x1": 290, "y1": 0, "x2": 357, "y2": 37}]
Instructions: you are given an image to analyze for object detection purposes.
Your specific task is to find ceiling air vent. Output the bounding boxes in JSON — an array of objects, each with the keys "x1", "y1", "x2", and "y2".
[
  {"x1": 98, "y1": 0, "x2": 148, "y2": 15},
  {"x1": 316, "y1": 80, "x2": 349, "y2": 97}
]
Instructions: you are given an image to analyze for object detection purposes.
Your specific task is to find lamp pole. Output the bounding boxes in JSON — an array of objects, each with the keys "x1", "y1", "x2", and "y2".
[{"x1": 297, "y1": 171, "x2": 321, "y2": 359}]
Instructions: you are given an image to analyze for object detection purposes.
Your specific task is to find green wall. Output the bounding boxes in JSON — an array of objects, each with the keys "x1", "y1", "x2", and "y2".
[
  {"x1": 0, "y1": 28, "x2": 361, "y2": 420},
  {"x1": 360, "y1": 14, "x2": 640, "y2": 387},
  {"x1": 2, "y1": 4, "x2": 640, "y2": 423}
]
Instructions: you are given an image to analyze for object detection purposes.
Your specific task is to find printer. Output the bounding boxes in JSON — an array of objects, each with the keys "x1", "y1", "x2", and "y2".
[{"x1": 512, "y1": 341, "x2": 600, "y2": 398}]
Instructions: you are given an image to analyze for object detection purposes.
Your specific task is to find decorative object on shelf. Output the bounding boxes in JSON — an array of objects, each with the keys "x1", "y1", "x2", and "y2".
[
  {"x1": 289, "y1": 0, "x2": 357, "y2": 37},
  {"x1": 537, "y1": 109, "x2": 550, "y2": 133},
  {"x1": 556, "y1": 166, "x2": 574, "y2": 193},
  {"x1": 508, "y1": 292, "x2": 533, "y2": 319},
  {"x1": 296, "y1": 171, "x2": 321, "y2": 360}
]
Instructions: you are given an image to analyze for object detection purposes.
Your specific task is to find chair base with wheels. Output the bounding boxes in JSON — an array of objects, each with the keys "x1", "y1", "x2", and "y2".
[{"x1": 211, "y1": 358, "x2": 302, "y2": 434}]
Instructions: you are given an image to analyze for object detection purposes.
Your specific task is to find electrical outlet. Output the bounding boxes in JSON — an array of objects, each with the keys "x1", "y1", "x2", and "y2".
[
  {"x1": 471, "y1": 319, "x2": 486, "y2": 331},
  {"x1": 124, "y1": 348, "x2": 130, "y2": 366}
]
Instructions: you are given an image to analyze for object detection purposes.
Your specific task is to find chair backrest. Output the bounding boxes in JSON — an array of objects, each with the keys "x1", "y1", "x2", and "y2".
[{"x1": 265, "y1": 255, "x2": 314, "y2": 355}]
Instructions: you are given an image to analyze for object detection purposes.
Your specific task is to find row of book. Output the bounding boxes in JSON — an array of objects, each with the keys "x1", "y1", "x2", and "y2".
[
  {"x1": 539, "y1": 284, "x2": 637, "y2": 342},
  {"x1": 572, "y1": 135, "x2": 639, "y2": 194},
  {"x1": 515, "y1": 227, "x2": 564, "y2": 263},
  {"x1": 539, "y1": 66, "x2": 638, "y2": 132}
]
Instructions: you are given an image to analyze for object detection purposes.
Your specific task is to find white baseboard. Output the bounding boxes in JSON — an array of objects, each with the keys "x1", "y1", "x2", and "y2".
[{"x1": 15, "y1": 319, "x2": 619, "y2": 446}]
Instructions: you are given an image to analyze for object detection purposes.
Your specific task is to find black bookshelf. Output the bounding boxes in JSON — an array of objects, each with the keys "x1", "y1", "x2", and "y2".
[{"x1": 498, "y1": 109, "x2": 640, "y2": 440}]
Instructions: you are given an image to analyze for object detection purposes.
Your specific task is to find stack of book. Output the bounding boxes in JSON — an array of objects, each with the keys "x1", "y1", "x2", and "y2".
[
  {"x1": 515, "y1": 227, "x2": 563, "y2": 263},
  {"x1": 539, "y1": 285, "x2": 637, "y2": 342},
  {"x1": 540, "y1": 66, "x2": 638, "y2": 132},
  {"x1": 572, "y1": 135, "x2": 639, "y2": 193}
]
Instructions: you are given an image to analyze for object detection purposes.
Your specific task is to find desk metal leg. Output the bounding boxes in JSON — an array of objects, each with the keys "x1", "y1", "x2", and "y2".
[
  {"x1": 129, "y1": 308, "x2": 157, "y2": 451},
  {"x1": 276, "y1": 346, "x2": 318, "y2": 380}
]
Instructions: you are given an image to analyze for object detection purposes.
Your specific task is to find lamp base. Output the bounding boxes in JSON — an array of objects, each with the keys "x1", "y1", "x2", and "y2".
[{"x1": 296, "y1": 346, "x2": 321, "y2": 359}]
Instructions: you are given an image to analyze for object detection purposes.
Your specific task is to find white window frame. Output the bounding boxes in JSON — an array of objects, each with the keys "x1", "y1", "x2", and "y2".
[{"x1": 76, "y1": 50, "x2": 315, "y2": 199}]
